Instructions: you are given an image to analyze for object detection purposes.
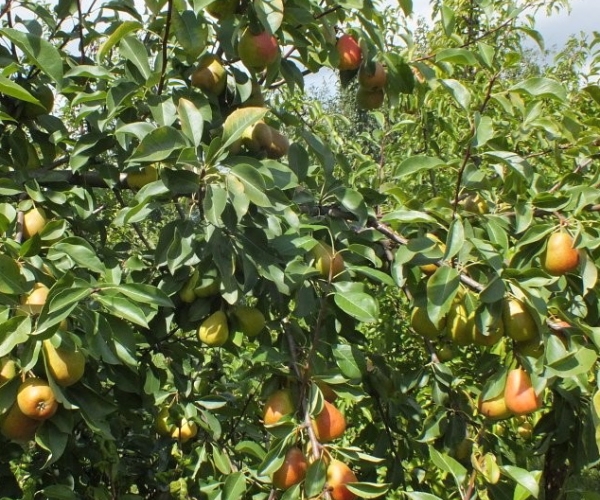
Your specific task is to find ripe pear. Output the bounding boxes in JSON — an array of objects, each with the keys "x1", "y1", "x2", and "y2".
[
  {"x1": 0, "y1": 356, "x2": 17, "y2": 384},
  {"x1": 504, "y1": 368, "x2": 542, "y2": 416},
  {"x1": 191, "y1": 55, "x2": 227, "y2": 95},
  {"x1": 238, "y1": 29, "x2": 279, "y2": 70},
  {"x1": 233, "y1": 306, "x2": 266, "y2": 337},
  {"x1": 272, "y1": 447, "x2": 308, "y2": 489},
  {"x1": 242, "y1": 120, "x2": 273, "y2": 153},
  {"x1": 22, "y1": 207, "x2": 48, "y2": 239},
  {"x1": 311, "y1": 401, "x2": 346, "y2": 442},
  {"x1": 264, "y1": 129, "x2": 290, "y2": 159},
  {"x1": 171, "y1": 417, "x2": 198, "y2": 442},
  {"x1": 543, "y1": 231, "x2": 579, "y2": 275},
  {"x1": 312, "y1": 241, "x2": 345, "y2": 280},
  {"x1": 503, "y1": 299, "x2": 538, "y2": 342},
  {"x1": 478, "y1": 393, "x2": 512, "y2": 420},
  {"x1": 327, "y1": 460, "x2": 358, "y2": 500},
  {"x1": 358, "y1": 61, "x2": 387, "y2": 91},
  {"x1": 410, "y1": 306, "x2": 446, "y2": 340},
  {"x1": 43, "y1": 340, "x2": 86, "y2": 387},
  {"x1": 336, "y1": 34, "x2": 362, "y2": 71},
  {"x1": 263, "y1": 389, "x2": 295, "y2": 425},
  {"x1": 0, "y1": 403, "x2": 40, "y2": 442},
  {"x1": 198, "y1": 310, "x2": 229, "y2": 347},
  {"x1": 20, "y1": 282, "x2": 50, "y2": 315}
]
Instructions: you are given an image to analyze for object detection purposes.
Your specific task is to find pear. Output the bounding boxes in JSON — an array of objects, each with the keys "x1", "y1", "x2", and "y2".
[
  {"x1": 234, "y1": 306, "x2": 266, "y2": 337},
  {"x1": 43, "y1": 340, "x2": 86, "y2": 387},
  {"x1": 179, "y1": 269, "x2": 199, "y2": 303},
  {"x1": 198, "y1": 311, "x2": 229, "y2": 347},
  {"x1": 0, "y1": 356, "x2": 17, "y2": 384}
]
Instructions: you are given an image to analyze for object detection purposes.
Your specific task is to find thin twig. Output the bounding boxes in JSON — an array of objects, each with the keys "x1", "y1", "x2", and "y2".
[
  {"x1": 75, "y1": 0, "x2": 86, "y2": 64},
  {"x1": 157, "y1": 0, "x2": 174, "y2": 96}
]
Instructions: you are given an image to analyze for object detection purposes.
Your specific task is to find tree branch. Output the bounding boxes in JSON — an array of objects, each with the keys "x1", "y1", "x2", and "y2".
[{"x1": 157, "y1": 0, "x2": 174, "y2": 96}]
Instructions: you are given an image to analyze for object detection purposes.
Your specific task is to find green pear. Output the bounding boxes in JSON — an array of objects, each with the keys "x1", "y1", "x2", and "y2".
[
  {"x1": 43, "y1": 340, "x2": 86, "y2": 387},
  {"x1": 234, "y1": 306, "x2": 266, "y2": 337},
  {"x1": 198, "y1": 311, "x2": 229, "y2": 347},
  {"x1": 180, "y1": 269, "x2": 199, "y2": 303}
]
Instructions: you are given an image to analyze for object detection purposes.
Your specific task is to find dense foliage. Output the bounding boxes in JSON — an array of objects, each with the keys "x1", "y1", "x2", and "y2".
[{"x1": 0, "y1": 0, "x2": 599, "y2": 498}]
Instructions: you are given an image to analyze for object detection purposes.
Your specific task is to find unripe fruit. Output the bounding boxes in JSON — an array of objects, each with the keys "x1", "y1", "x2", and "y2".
[
  {"x1": 358, "y1": 62, "x2": 387, "y2": 91},
  {"x1": 504, "y1": 368, "x2": 542, "y2": 416},
  {"x1": 447, "y1": 301, "x2": 474, "y2": 345},
  {"x1": 503, "y1": 299, "x2": 538, "y2": 342},
  {"x1": 517, "y1": 421, "x2": 533, "y2": 440},
  {"x1": 410, "y1": 306, "x2": 446, "y2": 340},
  {"x1": 327, "y1": 460, "x2": 358, "y2": 500},
  {"x1": 336, "y1": 34, "x2": 362, "y2": 71},
  {"x1": 233, "y1": 306, "x2": 266, "y2": 337},
  {"x1": 238, "y1": 29, "x2": 279, "y2": 70},
  {"x1": 17, "y1": 378, "x2": 58, "y2": 420},
  {"x1": 0, "y1": 403, "x2": 40, "y2": 442},
  {"x1": 311, "y1": 401, "x2": 346, "y2": 442},
  {"x1": 242, "y1": 120, "x2": 273, "y2": 153},
  {"x1": 264, "y1": 129, "x2": 290, "y2": 159},
  {"x1": 191, "y1": 55, "x2": 227, "y2": 95},
  {"x1": 312, "y1": 241, "x2": 345, "y2": 280},
  {"x1": 205, "y1": 0, "x2": 238, "y2": 19},
  {"x1": 198, "y1": 311, "x2": 229, "y2": 347},
  {"x1": 22, "y1": 207, "x2": 48, "y2": 239},
  {"x1": 356, "y1": 88, "x2": 384, "y2": 110},
  {"x1": 462, "y1": 194, "x2": 488, "y2": 214},
  {"x1": 263, "y1": 389, "x2": 295, "y2": 425},
  {"x1": 155, "y1": 407, "x2": 175, "y2": 436},
  {"x1": 126, "y1": 165, "x2": 158, "y2": 189},
  {"x1": 473, "y1": 318, "x2": 504, "y2": 347},
  {"x1": 43, "y1": 340, "x2": 86, "y2": 387},
  {"x1": 272, "y1": 447, "x2": 308, "y2": 489},
  {"x1": 543, "y1": 231, "x2": 579, "y2": 275}
]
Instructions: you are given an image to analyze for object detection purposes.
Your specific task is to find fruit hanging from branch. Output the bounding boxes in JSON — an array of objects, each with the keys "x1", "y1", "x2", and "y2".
[
  {"x1": 272, "y1": 447, "x2": 308, "y2": 489},
  {"x1": 17, "y1": 378, "x2": 58, "y2": 420},
  {"x1": 336, "y1": 34, "x2": 362, "y2": 71},
  {"x1": 543, "y1": 230, "x2": 579, "y2": 275}
]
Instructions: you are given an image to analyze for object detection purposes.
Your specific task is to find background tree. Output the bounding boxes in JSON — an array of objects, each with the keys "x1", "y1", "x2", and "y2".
[{"x1": 0, "y1": 0, "x2": 599, "y2": 499}]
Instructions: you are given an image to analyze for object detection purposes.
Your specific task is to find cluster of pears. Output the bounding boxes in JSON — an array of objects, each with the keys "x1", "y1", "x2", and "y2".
[
  {"x1": 232, "y1": 117, "x2": 290, "y2": 159},
  {"x1": 263, "y1": 385, "x2": 358, "y2": 499},
  {"x1": 1, "y1": 336, "x2": 85, "y2": 442},
  {"x1": 155, "y1": 406, "x2": 198, "y2": 443},
  {"x1": 478, "y1": 367, "x2": 542, "y2": 420},
  {"x1": 197, "y1": 306, "x2": 266, "y2": 347}
]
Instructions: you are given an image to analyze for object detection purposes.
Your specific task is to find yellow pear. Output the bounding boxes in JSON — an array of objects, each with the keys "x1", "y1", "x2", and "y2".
[
  {"x1": 234, "y1": 306, "x2": 266, "y2": 337},
  {"x1": 447, "y1": 301, "x2": 474, "y2": 345},
  {"x1": 410, "y1": 306, "x2": 446, "y2": 340},
  {"x1": 0, "y1": 356, "x2": 17, "y2": 384},
  {"x1": 503, "y1": 299, "x2": 538, "y2": 342},
  {"x1": 43, "y1": 340, "x2": 86, "y2": 387},
  {"x1": 198, "y1": 311, "x2": 229, "y2": 347},
  {"x1": 242, "y1": 120, "x2": 273, "y2": 153},
  {"x1": 191, "y1": 55, "x2": 227, "y2": 95},
  {"x1": 23, "y1": 207, "x2": 47, "y2": 239},
  {"x1": 171, "y1": 417, "x2": 198, "y2": 442},
  {"x1": 20, "y1": 282, "x2": 50, "y2": 315}
]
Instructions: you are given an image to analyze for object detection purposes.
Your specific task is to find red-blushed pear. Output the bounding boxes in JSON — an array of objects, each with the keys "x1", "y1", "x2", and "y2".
[
  {"x1": 504, "y1": 368, "x2": 542, "y2": 416},
  {"x1": 17, "y1": 378, "x2": 58, "y2": 420},
  {"x1": 543, "y1": 231, "x2": 579, "y2": 275},
  {"x1": 238, "y1": 29, "x2": 279, "y2": 70},
  {"x1": 20, "y1": 282, "x2": 50, "y2": 315},
  {"x1": 478, "y1": 393, "x2": 512, "y2": 420},
  {"x1": 327, "y1": 460, "x2": 358, "y2": 500},
  {"x1": 272, "y1": 447, "x2": 308, "y2": 489},
  {"x1": 503, "y1": 298, "x2": 538, "y2": 342},
  {"x1": 22, "y1": 206, "x2": 47, "y2": 239},
  {"x1": 191, "y1": 55, "x2": 227, "y2": 95},
  {"x1": 410, "y1": 306, "x2": 446, "y2": 340},
  {"x1": 356, "y1": 88, "x2": 384, "y2": 110},
  {"x1": 311, "y1": 400, "x2": 346, "y2": 442},
  {"x1": 312, "y1": 241, "x2": 345, "y2": 280},
  {"x1": 336, "y1": 34, "x2": 362, "y2": 71},
  {"x1": 358, "y1": 61, "x2": 387, "y2": 91},
  {"x1": 263, "y1": 389, "x2": 295, "y2": 425},
  {"x1": 316, "y1": 380, "x2": 338, "y2": 403},
  {"x1": 0, "y1": 356, "x2": 17, "y2": 384},
  {"x1": 0, "y1": 403, "x2": 40, "y2": 442}
]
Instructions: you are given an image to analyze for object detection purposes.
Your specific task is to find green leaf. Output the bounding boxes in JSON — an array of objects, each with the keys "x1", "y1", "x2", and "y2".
[
  {"x1": 97, "y1": 21, "x2": 142, "y2": 61},
  {"x1": 334, "y1": 291, "x2": 379, "y2": 323},
  {"x1": 0, "y1": 316, "x2": 31, "y2": 358},
  {"x1": 332, "y1": 344, "x2": 367, "y2": 379},
  {"x1": 436, "y1": 48, "x2": 478, "y2": 66},
  {"x1": 404, "y1": 493, "x2": 443, "y2": 500},
  {"x1": 345, "y1": 482, "x2": 389, "y2": 498},
  {"x1": 304, "y1": 459, "x2": 327, "y2": 498},
  {"x1": 49, "y1": 238, "x2": 105, "y2": 274},
  {"x1": 0, "y1": 76, "x2": 42, "y2": 106},
  {"x1": 440, "y1": 79, "x2": 471, "y2": 111},
  {"x1": 429, "y1": 446, "x2": 467, "y2": 488},
  {"x1": 0, "y1": 255, "x2": 27, "y2": 294},
  {"x1": 172, "y1": 10, "x2": 208, "y2": 59},
  {"x1": 426, "y1": 267, "x2": 460, "y2": 325},
  {"x1": 129, "y1": 126, "x2": 188, "y2": 162},
  {"x1": 0, "y1": 28, "x2": 63, "y2": 82},
  {"x1": 178, "y1": 98, "x2": 204, "y2": 147},
  {"x1": 108, "y1": 283, "x2": 174, "y2": 308},
  {"x1": 395, "y1": 156, "x2": 445, "y2": 178},
  {"x1": 35, "y1": 423, "x2": 69, "y2": 468},
  {"x1": 500, "y1": 465, "x2": 539, "y2": 498},
  {"x1": 222, "y1": 471, "x2": 246, "y2": 500},
  {"x1": 380, "y1": 210, "x2": 436, "y2": 224},
  {"x1": 95, "y1": 294, "x2": 150, "y2": 328},
  {"x1": 510, "y1": 77, "x2": 566, "y2": 102},
  {"x1": 255, "y1": 0, "x2": 284, "y2": 33},
  {"x1": 119, "y1": 36, "x2": 153, "y2": 80},
  {"x1": 229, "y1": 165, "x2": 270, "y2": 207},
  {"x1": 220, "y1": 107, "x2": 268, "y2": 151}
]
